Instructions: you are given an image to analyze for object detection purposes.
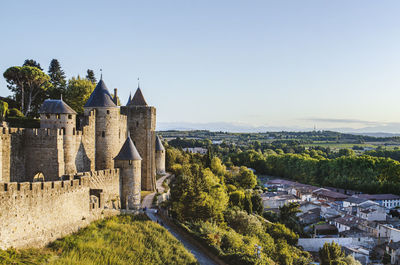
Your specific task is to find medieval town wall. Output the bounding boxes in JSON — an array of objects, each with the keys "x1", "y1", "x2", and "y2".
[
  {"x1": 1, "y1": 128, "x2": 25, "y2": 182},
  {"x1": 76, "y1": 110, "x2": 96, "y2": 172},
  {"x1": 123, "y1": 106, "x2": 156, "y2": 191},
  {"x1": 0, "y1": 168, "x2": 121, "y2": 250},
  {"x1": 24, "y1": 128, "x2": 65, "y2": 181}
]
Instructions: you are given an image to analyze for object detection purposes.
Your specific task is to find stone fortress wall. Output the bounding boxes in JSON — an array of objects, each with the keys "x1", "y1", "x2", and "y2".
[
  {"x1": 0, "y1": 79, "x2": 166, "y2": 249},
  {"x1": 0, "y1": 113, "x2": 97, "y2": 183},
  {"x1": 0, "y1": 169, "x2": 120, "y2": 249}
]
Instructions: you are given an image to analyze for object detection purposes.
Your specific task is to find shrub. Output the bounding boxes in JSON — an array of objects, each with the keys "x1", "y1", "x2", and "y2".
[
  {"x1": 6, "y1": 117, "x2": 39, "y2": 128},
  {"x1": 7, "y1": 108, "x2": 24, "y2": 117},
  {"x1": 225, "y1": 209, "x2": 263, "y2": 236}
]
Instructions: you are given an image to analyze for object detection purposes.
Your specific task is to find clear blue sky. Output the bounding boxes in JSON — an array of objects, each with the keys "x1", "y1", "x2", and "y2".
[{"x1": 1, "y1": 0, "x2": 400, "y2": 132}]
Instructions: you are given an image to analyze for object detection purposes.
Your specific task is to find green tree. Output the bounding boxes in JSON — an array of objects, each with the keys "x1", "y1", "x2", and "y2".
[
  {"x1": 210, "y1": 157, "x2": 226, "y2": 176},
  {"x1": 342, "y1": 255, "x2": 361, "y2": 265},
  {"x1": 337, "y1": 148, "x2": 355, "y2": 157},
  {"x1": 65, "y1": 76, "x2": 95, "y2": 114},
  {"x1": 229, "y1": 190, "x2": 245, "y2": 208},
  {"x1": 251, "y1": 193, "x2": 263, "y2": 215},
  {"x1": 243, "y1": 191, "x2": 253, "y2": 214},
  {"x1": 0, "y1": 101, "x2": 8, "y2": 121},
  {"x1": 86, "y1": 69, "x2": 97, "y2": 84},
  {"x1": 3, "y1": 66, "x2": 52, "y2": 116},
  {"x1": 48, "y1": 59, "x2": 67, "y2": 99},
  {"x1": 23, "y1": 59, "x2": 43, "y2": 70},
  {"x1": 170, "y1": 166, "x2": 228, "y2": 222},
  {"x1": 319, "y1": 242, "x2": 345, "y2": 265},
  {"x1": 7, "y1": 108, "x2": 24, "y2": 117},
  {"x1": 236, "y1": 166, "x2": 257, "y2": 189}
]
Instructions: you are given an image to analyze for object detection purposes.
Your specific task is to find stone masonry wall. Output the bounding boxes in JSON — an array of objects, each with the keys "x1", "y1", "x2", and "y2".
[
  {"x1": 0, "y1": 169, "x2": 121, "y2": 250},
  {"x1": 70, "y1": 169, "x2": 121, "y2": 209},
  {"x1": 24, "y1": 129, "x2": 65, "y2": 181},
  {"x1": 156, "y1": 150, "x2": 166, "y2": 174},
  {"x1": 76, "y1": 110, "x2": 96, "y2": 172},
  {"x1": 123, "y1": 106, "x2": 156, "y2": 191},
  {"x1": 1, "y1": 128, "x2": 26, "y2": 183}
]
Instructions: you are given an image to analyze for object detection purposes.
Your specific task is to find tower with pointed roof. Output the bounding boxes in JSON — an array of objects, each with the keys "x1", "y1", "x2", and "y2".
[
  {"x1": 155, "y1": 135, "x2": 166, "y2": 174},
  {"x1": 84, "y1": 79, "x2": 122, "y2": 170},
  {"x1": 114, "y1": 133, "x2": 142, "y2": 209},
  {"x1": 121, "y1": 83, "x2": 156, "y2": 191},
  {"x1": 39, "y1": 98, "x2": 77, "y2": 174}
]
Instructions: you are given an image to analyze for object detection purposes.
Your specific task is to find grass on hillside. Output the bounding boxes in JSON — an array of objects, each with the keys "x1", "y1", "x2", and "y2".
[{"x1": 0, "y1": 214, "x2": 197, "y2": 265}]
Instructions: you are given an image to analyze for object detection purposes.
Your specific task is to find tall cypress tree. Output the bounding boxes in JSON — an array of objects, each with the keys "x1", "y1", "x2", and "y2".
[
  {"x1": 48, "y1": 59, "x2": 67, "y2": 99},
  {"x1": 86, "y1": 69, "x2": 97, "y2": 84}
]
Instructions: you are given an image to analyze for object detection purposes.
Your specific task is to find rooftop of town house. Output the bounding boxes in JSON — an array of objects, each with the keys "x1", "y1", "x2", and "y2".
[
  {"x1": 313, "y1": 188, "x2": 349, "y2": 200},
  {"x1": 334, "y1": 215, "x2": 363, "y2": 227},
  {"x1": 344, "y1": 196, "x2": 370, "y2": 205},
  {"x1": 356, "y1": 194, "x2": 400, "y2": 201}
]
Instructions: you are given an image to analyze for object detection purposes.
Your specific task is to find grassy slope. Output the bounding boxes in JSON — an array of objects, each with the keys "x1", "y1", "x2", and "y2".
[{"x1": 0, "y1": 214, "x2": 197, "y2": 265}]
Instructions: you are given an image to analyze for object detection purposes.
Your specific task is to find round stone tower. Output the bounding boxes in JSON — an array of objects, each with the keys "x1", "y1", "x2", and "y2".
[
  {"x1": 114, "y1": 133, "x2": 142, "y2": 210},
  {"x1": 84, "y1": 78, "x2": 120, "y2": 170},
  {"x1": 121, "y1": 85, "x2": 156, "y2": 191},
  {"x1": 39, "y1": 98, "x2": 77, "y2": 174},
  {"x1": 155, "y1": 135, "x2": 166, "y2": 175}
]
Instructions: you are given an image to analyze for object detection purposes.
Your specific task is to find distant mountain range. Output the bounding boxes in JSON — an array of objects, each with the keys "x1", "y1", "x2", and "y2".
[{"x1": 157, "y1": 121, "x2": 400, "y2": 137}]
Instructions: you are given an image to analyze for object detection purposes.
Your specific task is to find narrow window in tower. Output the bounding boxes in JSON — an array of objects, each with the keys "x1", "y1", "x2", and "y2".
[
  {"x1": 56, "y1": 114, "x2": 60, "y2": 119},
  {"x1": 68, "y1": 115, "x2": 72, "y2": 119},
  {"x1": 62, "y1": 127, "x2": 65, "y2": 135},
  {"x1": 46, "y1": 114, "x2": 50, "y2": 119},
  {"x1": 129, "y1": 160, "x2": 132, "y2": 165},
  {"x1": 107, "y1": 110, "x2": 110, "y2": 114},
  {"x1": 73, "y1": 128, "x2": 76, "y2": 135},
  {"x1": 102, "y1": 131, "x2": 105, "y2": 137},
  {"x1": 136, "y1": 121, "x2": 139, "y2": 127}
]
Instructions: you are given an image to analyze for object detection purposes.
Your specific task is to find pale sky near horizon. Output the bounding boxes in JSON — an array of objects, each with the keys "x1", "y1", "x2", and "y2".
[{"x1": 1, "y1": 1, "x2": 400, "y2": 132}]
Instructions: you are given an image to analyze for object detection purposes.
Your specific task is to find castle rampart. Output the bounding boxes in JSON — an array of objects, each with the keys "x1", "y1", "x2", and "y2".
[
  {"x1": 0, "y1": 168, "x2": 121, "y2": 250},
  {"x1": 122, "y1": 105, "x2": 156, "y2": 191},
  {"x1": 0, "y1": 78, "x2": 166, "y2": 250}
]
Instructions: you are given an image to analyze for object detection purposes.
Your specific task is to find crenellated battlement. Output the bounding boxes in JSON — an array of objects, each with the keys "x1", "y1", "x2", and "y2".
[
  {"x1": 0, "y1": 127, "x2": 25, "y2": 136},
  {"x1": 0, "y1": 168, "x2": 120, "y2": 195},
  {"x1": 0, "y1": 127, "x2": 65, "y2": 137},
  {"x1": 24, "y1": 128, "x2": 63, "y2": 137}
]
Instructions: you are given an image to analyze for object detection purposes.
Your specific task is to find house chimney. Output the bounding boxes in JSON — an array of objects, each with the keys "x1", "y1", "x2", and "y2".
[{"x1": 113, "y1": 88, "x2": 118, "y2": 105}]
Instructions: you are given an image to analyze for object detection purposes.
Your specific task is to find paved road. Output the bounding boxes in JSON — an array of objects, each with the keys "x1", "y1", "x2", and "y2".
[
  {"x1": 146, "y1": 209, "x2": 217, "y2": 265},
  {"x1": 142, "y1": 174, "x2": 218, "y2": 265},
  {"x1": 141, "y1": 174, "x2": 170, "y2": 209}
]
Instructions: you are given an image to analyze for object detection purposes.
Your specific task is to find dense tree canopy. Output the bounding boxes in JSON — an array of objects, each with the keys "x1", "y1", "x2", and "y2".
[
  {"x1": 48, "y1": 59, "x2": 67, "y2": 99},
  {"x1": 3, "y1": 66, "x2": 51, "y2": 116},
  {"x1": 167, "y1": 146, "x2": 311, "y2": 264},
  {"x1": 65, "y1": 76, "x2": 95, "y2": 114}
]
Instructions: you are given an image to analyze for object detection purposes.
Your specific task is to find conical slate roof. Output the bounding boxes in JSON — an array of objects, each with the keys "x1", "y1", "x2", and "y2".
[
  {"x1": 39, "y1": 99, "x2": 77, "y2": 114},
  {"x1": 155, "y1": 136, "x2": 165, "y2": 151},
  {"x1": 129, "y1": 87, "x2": 147, "y2": 106},
  {"x1": 84, "y1": 79, "x2": 117, "y2": 108},
  {"x1": 114, "y1": 133, "x2": 142, "y2": 161},
  {"x1": 126, "y1": 93, "x2": 132, "y2": 106}
]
